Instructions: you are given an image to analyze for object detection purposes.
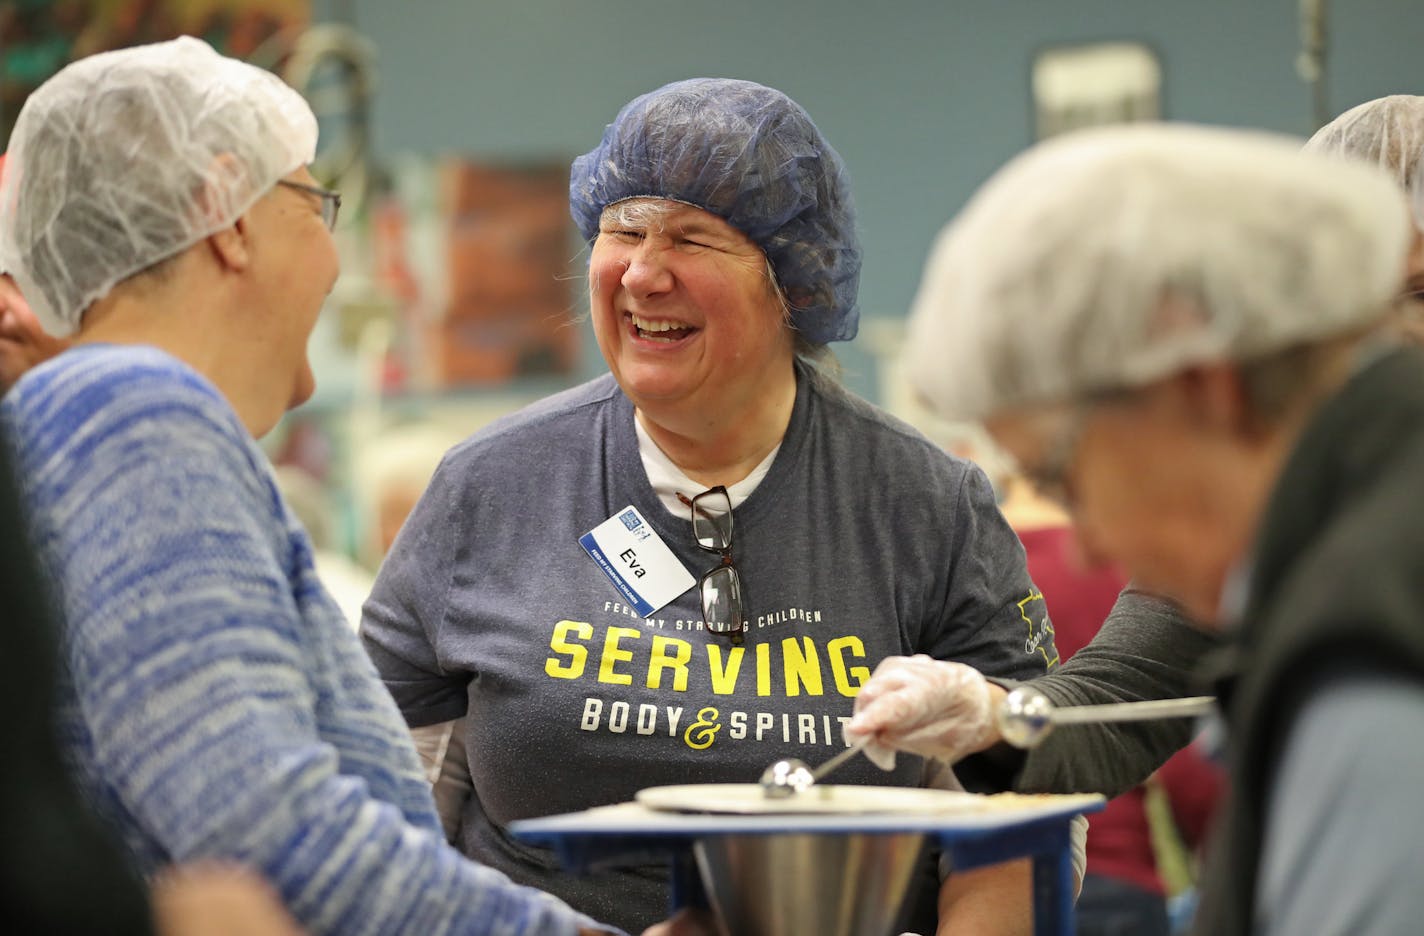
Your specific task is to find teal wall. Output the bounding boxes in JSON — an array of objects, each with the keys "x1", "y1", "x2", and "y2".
[{"x1": 327, "y1": 0, "x2": 1424, "y2": 397}]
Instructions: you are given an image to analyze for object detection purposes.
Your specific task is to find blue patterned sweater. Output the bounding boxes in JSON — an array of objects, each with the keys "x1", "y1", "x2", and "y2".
[{"x1": 2, "y1": 345, "x2": 611, "y2": 936}]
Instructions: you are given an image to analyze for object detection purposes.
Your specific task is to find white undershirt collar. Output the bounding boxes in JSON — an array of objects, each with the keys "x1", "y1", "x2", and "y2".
[{"x1": 633, "y1": 414, "x2": 780, "y2": 519}]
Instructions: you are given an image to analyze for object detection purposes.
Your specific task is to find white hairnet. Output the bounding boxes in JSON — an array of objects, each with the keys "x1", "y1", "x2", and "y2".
[
  {"x1": 0, "y1": 36, "x2": 317, "y2": 335},
  {"x1": 1304, "y1": 95, "x2": 1424, "y2": 229},
  {"x1": 907, "y1": 123, "x2": 1412, "y2": 420}
]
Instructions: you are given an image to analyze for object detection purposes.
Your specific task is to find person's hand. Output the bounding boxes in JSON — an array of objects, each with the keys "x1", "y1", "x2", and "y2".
[
  {"x1": 151, "y1": 862, "x2": 306, "y2": 935},
  {"x1": 0, "y1": 274, "x2": 68, "y2": 394},
  {"x1": 845, "y1": 654, "x2": 1003, "y2": 769},
  {"x1": 640, "y1": 907, "x2": 721, "y2": 936}
]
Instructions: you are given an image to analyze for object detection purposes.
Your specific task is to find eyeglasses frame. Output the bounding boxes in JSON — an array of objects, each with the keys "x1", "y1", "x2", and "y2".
[
  {"x1": 677, "y1": 485, "x2": 747, "y2": 646},
  {"x1": 277, "y1": 179, "x2": 342, "y2": 231}
]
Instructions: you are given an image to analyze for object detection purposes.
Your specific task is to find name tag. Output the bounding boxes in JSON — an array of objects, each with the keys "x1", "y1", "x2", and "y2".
[{"x1": 580, "y1": 506, "x2": 697, "y2": 617}]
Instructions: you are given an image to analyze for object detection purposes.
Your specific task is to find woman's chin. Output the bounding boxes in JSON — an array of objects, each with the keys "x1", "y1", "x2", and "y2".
[{"x1": 288, "y1": 362, "x2": 317, "y2": 411}]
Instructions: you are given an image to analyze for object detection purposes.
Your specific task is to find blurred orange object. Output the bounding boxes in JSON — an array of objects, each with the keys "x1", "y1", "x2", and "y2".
[{"x1": 435, "y1": 160, "x2": 579, "y2": 386}]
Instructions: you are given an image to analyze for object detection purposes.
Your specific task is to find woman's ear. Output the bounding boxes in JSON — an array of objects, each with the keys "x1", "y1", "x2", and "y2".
[
  {"x1": 197, "y1": 153, "x2": 253, "y2": 272},
  {"x1": 1169, "y1": 362, "x2": 1252, "y2": 436},
  {"x1": 207, "y1": 214, "x2": 251, "y2": 273}
]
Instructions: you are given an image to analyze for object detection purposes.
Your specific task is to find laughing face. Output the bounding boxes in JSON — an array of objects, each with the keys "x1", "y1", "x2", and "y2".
[{"x1": 588, "y1": 199, "x2": 795, "y2": 415}]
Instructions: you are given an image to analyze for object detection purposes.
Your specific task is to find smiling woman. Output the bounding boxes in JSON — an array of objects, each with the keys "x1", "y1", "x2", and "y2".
[
  {"x1": 362, "y1": 76, "x2": 1072, "y2": 936},
  {"x1": 589, "y1": 198, "x2": 792, "y2": 437},
  {"x1": 571, "y1": 78, "x2": 862, "y2": 490},
  {"x1": 0, "y1": 36, "x2": 615, "y2": 936}
]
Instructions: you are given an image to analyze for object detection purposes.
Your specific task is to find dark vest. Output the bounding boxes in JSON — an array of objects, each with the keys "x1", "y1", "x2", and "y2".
[{"x1": 1194, "y1": 347, "x2": 1424, "y2": 935}]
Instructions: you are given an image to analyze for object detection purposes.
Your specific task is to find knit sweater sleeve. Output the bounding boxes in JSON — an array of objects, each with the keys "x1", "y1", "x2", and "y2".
[{"x1": 5, "y1": 355, "x2": 613, "y2": 936}]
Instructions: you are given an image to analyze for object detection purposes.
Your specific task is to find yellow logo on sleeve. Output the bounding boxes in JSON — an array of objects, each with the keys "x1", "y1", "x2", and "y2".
[{"x1": 1019, "y1": 590, "x2": 1059, "y2": 668}]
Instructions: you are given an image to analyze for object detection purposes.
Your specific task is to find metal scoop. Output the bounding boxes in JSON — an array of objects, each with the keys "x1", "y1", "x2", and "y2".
[
  {"x1": 760, "y1": 739, "x2": 869, "y2": 798},
  {"x1": 997, "y1": 686, "x2": 1216, "y2": 749}
]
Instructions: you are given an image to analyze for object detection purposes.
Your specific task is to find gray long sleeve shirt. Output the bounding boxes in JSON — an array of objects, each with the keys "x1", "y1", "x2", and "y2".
[{"x1": 1014, "y1": 588, "x2": 1226, "y2": 797}]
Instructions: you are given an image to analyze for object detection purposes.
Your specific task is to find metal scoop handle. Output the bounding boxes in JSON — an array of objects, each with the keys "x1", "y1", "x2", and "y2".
[
  {"x1": 808, "y1": 738, "x2": 869, "y2": 783},
  {"x1": 1048, "y1": 696, "x2": 1216, "y2": 725}
]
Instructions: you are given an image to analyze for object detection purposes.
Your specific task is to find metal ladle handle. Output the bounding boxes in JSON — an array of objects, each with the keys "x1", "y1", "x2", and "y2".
[
  {"x1": 807, "y1": 738, "x2": 869, "y2": 784},
  {"x1": 1047, "y1": 696, "x2": 1217, "y2": 725},
  {"x1": 998, "y1": 688, "x2": 1216, "y2": 749}
]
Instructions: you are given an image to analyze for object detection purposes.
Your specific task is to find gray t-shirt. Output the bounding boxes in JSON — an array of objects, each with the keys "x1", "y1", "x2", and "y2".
[
  {"x1": 1257, "y1": 667, "x2": 1424, "y2": 936},
  {"x1": 362, "y1": 367, "x2": 1058, "y2": 933}
]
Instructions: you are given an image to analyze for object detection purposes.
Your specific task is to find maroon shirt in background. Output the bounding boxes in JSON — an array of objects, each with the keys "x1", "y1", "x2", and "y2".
[
  {"x1": 1017, "y1": 525, "x2": 1127, "y2": 662},
  {"x1": 1018, "y1": 525, "x2": 1222, "y2": 895}
]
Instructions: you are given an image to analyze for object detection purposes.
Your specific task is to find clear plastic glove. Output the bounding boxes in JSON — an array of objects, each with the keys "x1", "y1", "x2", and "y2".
[{"x1": 844, "y1": 654, "x2": 996, "y2": 770}]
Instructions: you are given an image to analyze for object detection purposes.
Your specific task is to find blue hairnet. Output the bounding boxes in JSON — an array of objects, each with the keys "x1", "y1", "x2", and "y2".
[{"x1": 570, "y1": 78, "x2": 861, "y2": 344}]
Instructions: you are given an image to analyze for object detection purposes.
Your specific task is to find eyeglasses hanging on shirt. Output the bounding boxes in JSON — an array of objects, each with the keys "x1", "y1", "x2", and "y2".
[{"x1": 677, "y1": 485, "x2": 747, "y2": 645}]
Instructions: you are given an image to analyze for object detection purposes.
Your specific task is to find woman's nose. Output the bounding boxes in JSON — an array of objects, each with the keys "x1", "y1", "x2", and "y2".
[{"x1": 620, "y1": 244, "x2": 674, "y2": 298}]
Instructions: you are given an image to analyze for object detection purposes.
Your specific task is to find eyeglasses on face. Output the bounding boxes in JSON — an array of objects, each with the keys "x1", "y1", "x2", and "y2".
[
  {"x1": 1017, "y1": 389, "x2": 1139, "y2": 507},
  {"x1": 277, "y1": 179, "x2": 342, "y2": 231},
  {"x1": 1020, "y1": 410, "x2": 1087, "y2": 508},
  {"x1": 1395, "y1": 286, "x2": 1424, "y2": 336},
  {"x1": 677, "y1": 485, "x2": 747, "y2": 645}
]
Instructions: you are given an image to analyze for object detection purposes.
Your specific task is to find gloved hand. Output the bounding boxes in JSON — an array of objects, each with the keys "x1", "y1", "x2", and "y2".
[{"x1": 844, "y1": 654, "x2": 998, "y2": 770}]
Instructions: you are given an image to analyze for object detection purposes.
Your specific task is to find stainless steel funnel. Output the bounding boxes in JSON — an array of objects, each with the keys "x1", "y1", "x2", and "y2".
[{"x1": 693, "y1": 832, "x2": 926, "y2": 936}]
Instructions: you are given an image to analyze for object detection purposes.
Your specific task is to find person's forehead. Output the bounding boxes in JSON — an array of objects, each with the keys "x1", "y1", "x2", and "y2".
[
  {"x1": 984, "y1": 404, "x2": 1077, "y2": 448},
  {"x1": 605, "y1": 198, "x2": 738, "y2": 235},
  {"x1": 283, "y1": 165, "x2": 318, "y2": 185}
]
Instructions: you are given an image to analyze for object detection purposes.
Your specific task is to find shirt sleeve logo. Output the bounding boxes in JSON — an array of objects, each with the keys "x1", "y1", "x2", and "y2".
[{"x1": 1018, "y1": 590, "x2": 1059, "y2": 669}]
